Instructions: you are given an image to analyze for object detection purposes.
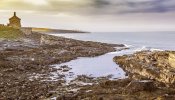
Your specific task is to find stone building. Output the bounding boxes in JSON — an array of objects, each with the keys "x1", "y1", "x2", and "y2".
[{"x1": 8, "y1": 12, "x2": 21, "y2": 28}]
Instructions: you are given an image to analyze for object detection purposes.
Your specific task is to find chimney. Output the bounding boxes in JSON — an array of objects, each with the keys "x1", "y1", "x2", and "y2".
[{"x1": 14, "y1": 12, "x2": 16, "y2": 16}]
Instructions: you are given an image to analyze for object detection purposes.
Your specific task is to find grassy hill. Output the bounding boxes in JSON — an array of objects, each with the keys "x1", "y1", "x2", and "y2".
[{"x1": 0, "y1": 26, "x2": 24, "y2": 39}]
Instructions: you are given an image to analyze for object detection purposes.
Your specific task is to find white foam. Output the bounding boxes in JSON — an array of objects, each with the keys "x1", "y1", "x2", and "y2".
[
  {"x1": 134, "y1": 46, "x2": 147, "y2": 52},
  {"x1": 124, "y1": 44, "x2": 133, "y2": 48},
  {"x1": 150, "y1": 48, "x2": 164, "y2": 51}
]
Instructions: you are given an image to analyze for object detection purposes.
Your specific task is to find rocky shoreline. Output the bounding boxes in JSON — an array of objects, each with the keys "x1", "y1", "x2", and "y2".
[
  {"x1": 1, "y1": 31, "x2": 175, "y2": 99},
  {"x1": 112, "y1": 51, "x2": 175, "y2": 99},
  {"x1": 0, "y1": 32, "x2": 125, "y2": 99},
  {"x1": 57, "y1": 51, "x2": 175, "y2": 100},
  {"x1": 63, "y1": 51, "x2": 175, "y2": 100}
]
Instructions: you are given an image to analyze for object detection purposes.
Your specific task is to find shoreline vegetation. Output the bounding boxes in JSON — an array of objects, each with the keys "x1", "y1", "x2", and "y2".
[
  {"x1": 0, "y1": 27, "x2": 24, "y2": 39},
  {"x1": 0, "y1": 27, "x2": 175, "y2": 99}
]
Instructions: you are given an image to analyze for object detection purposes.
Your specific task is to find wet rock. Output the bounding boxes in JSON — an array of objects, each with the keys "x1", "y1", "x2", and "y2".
[
  {"x1": 125, "y1": 80, "x2": 157, "y2": 93},
  {"x1": 99, "y1": 78, "x2": 131, "y2": 88},
  {"x1": 71, "y1": 75, "x2": 94, "y2": 84},
  {"x1": 60, "y1": 65, "x2": 72, "y2": 72}
]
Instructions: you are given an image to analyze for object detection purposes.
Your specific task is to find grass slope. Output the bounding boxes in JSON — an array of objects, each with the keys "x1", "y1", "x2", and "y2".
[{"x1": 0, "y1": 26, "x2": 23, "y2": 39}]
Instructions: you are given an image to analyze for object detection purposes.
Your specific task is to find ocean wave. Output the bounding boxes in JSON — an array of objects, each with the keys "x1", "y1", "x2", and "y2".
[
  {"x1": 124, "y1": 44, "x2": 133, "y2": 48},
  {"x1": 109, "y1": 45, "x2": 164, "y2": 55},
  {"x1": 134, "y1": 46, "x2": 147, "y2": 52}
]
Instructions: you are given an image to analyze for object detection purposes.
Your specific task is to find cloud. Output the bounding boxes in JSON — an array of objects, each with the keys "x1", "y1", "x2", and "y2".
[
  {"x1": 0, "y1": 0, "x2": 175, "y2": 15},
  {"x1": 89, "y1": 0, "x2": 175, "y2": 14}
]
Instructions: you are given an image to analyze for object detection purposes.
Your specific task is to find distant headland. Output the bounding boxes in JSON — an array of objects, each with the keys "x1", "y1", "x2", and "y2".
[{"x1": 0, "y1": 12, "x2": 89, "y2": 34}]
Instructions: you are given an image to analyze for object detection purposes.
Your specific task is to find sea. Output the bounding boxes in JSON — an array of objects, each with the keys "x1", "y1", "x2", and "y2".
[{"x1": 50, "y1": 32, "x2": 175, "y2": 80}]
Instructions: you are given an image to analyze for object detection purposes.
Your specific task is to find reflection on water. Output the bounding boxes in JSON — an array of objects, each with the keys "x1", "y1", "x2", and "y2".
[{"x1": 54, "y1": 46, "x2": 150, "y2": 79}]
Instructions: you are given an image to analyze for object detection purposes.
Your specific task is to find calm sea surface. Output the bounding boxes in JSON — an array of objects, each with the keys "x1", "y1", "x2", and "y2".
[
  {"x1": 50, "y1": 32, "x2": 175, "y2": 80},
  {"x1": 51, "y1": 32, "x2": 175, "y2": 50}
]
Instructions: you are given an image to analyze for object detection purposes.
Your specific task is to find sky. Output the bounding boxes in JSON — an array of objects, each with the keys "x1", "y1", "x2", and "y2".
[{"x1": 0, "y1": 0, "x2": 175, "y2": 32}]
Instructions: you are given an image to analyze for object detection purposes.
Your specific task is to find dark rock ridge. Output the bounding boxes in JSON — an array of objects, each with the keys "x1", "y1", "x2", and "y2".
[{"x1": 114, "y1": 51, "x2": 175, "y2": 85}]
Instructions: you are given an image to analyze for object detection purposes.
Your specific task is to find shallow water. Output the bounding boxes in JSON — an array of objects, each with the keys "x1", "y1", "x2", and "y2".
[{"x1": 51, "y1": 32, "x2": 175, "y2": 79}]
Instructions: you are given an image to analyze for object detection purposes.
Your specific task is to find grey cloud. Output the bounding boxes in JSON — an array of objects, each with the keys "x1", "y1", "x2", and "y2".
[
  {"x1": 89, "y1": 0, "x2": 175, "y2": 14},
  {"x1": 1, "y1": 0, "x2": 175, "y2": 15}
]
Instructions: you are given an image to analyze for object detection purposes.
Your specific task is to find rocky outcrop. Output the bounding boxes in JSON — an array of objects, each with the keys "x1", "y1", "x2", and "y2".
[{"x1": 114, "y1": 51, "x2": 175, "y2": 85}]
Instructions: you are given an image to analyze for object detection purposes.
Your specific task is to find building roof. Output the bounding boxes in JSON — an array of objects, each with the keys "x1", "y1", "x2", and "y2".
[{"x1": 9, "y1": 12, "x2": 21, "y2": 20}]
